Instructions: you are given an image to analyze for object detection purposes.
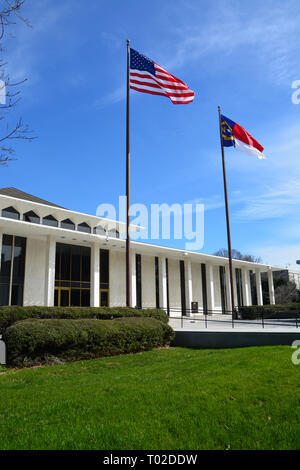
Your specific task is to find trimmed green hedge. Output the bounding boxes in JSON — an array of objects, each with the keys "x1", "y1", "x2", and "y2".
[
  {"x1": 239, "y1": 304, "x2": 300, "y2": 320},
  {"x1": 4, "y1": 317, "x2": 174, "y2": 367},
  {"x1": 0, "y1": 306, "x2": 168, "y2": 333}
]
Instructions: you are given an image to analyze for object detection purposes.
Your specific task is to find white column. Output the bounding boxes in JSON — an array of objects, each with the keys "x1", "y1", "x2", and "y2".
[
  {"x1": 185, "y1": 259, "x2": 193, "y2": 316},
  {"x1": 256, "y1": 270, "x2": 263, "y2": 306},
  {"x1": 268, "y1": 269, "x2": 275, "y2": 305},
  {"x1": 90, "y1": 243, "x2": 100, "y2": 307},
  {"x1": 206, "y1": 263, "x2": 215, "y2": 313},
  {"x1": 242, "y1": 268, "x2": 251, "y2": 306},
  {"x1": 44, "y1": 236, "x2": 56, "y2": 306},
  {"x1": 131, "y1": 251, "x2": 136, "y2": 308},
  {"x1": 159, "y1": 257, "x2": 168, "y2": 310}
]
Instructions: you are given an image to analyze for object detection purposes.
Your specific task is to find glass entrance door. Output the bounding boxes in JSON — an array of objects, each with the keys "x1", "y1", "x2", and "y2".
[
  {"x1": 100, "y1": 289, "x2": 109, "y2": 307},
  {"x1": 54, "y1": 288, "x2": 71, "y2": 307}
]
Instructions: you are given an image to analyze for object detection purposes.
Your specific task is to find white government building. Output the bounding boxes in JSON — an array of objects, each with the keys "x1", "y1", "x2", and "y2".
[{"x1": 0, "y1": 187, "x2": 282, "y2": 314}]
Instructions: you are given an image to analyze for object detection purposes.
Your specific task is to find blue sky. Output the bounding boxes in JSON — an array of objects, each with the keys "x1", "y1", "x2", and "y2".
[{"x1": 3, "y1": 0, "x2": 300, "y2": 268}]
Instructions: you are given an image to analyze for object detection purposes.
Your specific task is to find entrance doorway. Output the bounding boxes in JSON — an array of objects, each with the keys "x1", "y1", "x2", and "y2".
[
  {"x1": 100, "y1": 289, "x2": 109, "y2": 307},
  {"x1": 54, "y1": 287, "x2": 70, "y2": 307}
]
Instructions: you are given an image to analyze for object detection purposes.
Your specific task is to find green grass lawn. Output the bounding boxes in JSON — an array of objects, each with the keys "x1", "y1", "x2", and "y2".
[{"x1": 0, "y1": 346, "x2": 299, "y2": 450}]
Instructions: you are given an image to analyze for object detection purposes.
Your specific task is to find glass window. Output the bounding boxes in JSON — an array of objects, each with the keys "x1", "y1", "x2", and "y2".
[
  {"x1": 61, "y1": 218, "x2": 75, "y2": 230},
  {"x1": 81, "y1": 247, "x2": 91, "y2": 283},
  {"x1": 12, "y1": 237, "x2": 26, "y2": 283},
  {"x1": 43, "y1": 215, "x2": 58, "y2": 227},
  {"x1": 100, "y1": 249, "x2": 109, "y2": 289},
  {"x1": 71, "y1": 289, "x2": 80, "y2": 307},
  {"x1": 180, "y1": 260, "x2": 186, "y2": 315},
  {"x1": 235, "y1": 268, "x2": 244, "y2": 307},
  {"x1": 71, "y1": 245, "x2": 81, "y2": 282},
  {"x1": 94, "y1": 225, "x2": 106, "y2": 236},
  {"x1": 0, "y1": 285, "x2": 9, "y2": 306},
  {"x1": 60, "y1": 244, "x2": 71, "y2": 282},
  {"x1": 108, "y1": 229, "x2": 120, "y2": 238},
  {"x1": 2, "y1": 206, "x2": 20, "y2": 220},
  {"x1": 23, "y1": 211, "x2": 40, "y2": 224},
  {"x1": 0, "y1": 235, "x2": 13, "y2": 283},
  {"x1": 155, "y1": 257, "x2": 159, "y2": 308},
  {"x1": 201, "y1": 264, "x2": 208, "y2": 314},
  {"x1": 78, "y1": 222, "x2": 91, "y2": 234},
  {"x1": 136, "y1": 254, "x2": 142, "y2": 309},
  {"x1": 0, "y1": 235, "x2": 26, "y2": 306},
  {"x1": 219, "y1": 266, "x2": 227, "y2": 314},
  {"x1": 55, "y1": 243, "x2": 91, "y2": 306},
  {"x1": 166, "y1": 259, "x2": 170, "y2": 316},
  {"x1": 100, "y1": 290, "x2": 109, "y2": 307},
  {"x1": 81, "y1": 289, "x2": 90, "y2": 307}
]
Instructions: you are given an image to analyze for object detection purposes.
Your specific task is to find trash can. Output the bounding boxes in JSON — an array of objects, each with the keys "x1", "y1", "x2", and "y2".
[{"x1": 191, "y1": 301, "x2": 198, "y2": 313}]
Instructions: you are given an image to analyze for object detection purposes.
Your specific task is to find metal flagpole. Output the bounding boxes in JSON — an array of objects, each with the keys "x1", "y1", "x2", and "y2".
[
  {"x1": 218, "y1": 106, "x2": 235, "y2": 327},
  {"x1": 126, "y1": 39, "x2": 132, "y2": 307}
]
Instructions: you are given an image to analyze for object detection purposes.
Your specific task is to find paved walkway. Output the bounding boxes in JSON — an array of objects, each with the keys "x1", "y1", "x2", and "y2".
[{"x1": 169, "y1": 315, "x2": 300, "y2": 332}]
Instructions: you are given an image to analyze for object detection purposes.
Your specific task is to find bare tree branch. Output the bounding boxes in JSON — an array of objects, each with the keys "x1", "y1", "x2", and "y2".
[{"x1": 0, "y1": 0, "x2": 34, "y2": 165}]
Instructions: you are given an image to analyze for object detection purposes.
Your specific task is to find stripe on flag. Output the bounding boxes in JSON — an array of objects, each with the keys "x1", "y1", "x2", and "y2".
[{"x1": 130, "y1": 48, "x2": 195, "y2": 104}]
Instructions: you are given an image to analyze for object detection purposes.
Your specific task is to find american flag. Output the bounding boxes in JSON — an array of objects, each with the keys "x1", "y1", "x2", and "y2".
[{"x1": 130, "y1": 48, "x2": 195, "y2": 104}]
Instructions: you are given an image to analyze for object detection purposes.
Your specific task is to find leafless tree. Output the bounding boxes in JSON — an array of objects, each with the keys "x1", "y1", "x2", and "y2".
[
  {"x1": 0, "y1": 0, "x2": 34, "y2": 165},
  {"x1": 213, "y1": 248, "x2": 262, "y2": 264},
  {"x1": 275, "y1": 281, "x2": 299, "y2": 304}
]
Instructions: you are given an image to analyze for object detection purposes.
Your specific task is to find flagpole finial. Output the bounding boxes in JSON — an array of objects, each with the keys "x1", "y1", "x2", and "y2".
[{"x1": 127, "y1": 39, "x2": 130, "y2": 45}]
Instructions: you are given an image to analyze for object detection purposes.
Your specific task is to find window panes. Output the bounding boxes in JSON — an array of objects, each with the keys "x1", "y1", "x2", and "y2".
[
  {"x1": 43, "y1": 215, "x2": 58, "y2": 227},
  {"x1": 235, "y1": 268, "x2": 244, "y2": 307},
  {"x1": 94, "y1": 225, "x2": 106, "y2": 236},
  {"x1": 180, "y1": 260, "x2": 186, "y2": 315},
  {"x1": 100, "y1": 249, "x2": 109, "y2": 289},
  {"x1": 155, "y1": 257, "x2": 159, "y2": 308},
  {"x1": 2, "y1": 207, "x2": 20, "y2": 220},
  {"x1": 0, "y1": 235, "x2": 26, "y2": 306},
  {"x1": 61, "y1": 219, "x2": 75, "y2": 230},
  {"x1": 108, "y1": 229, "x2": 120, "y2": 238},
  {"x1": 55, "y1": 243, "x2": 91, "y2": 307},
  {"x1": 78, "y1": 222, "x2": 91, "y2": 234},
  {"x1": 201, "y1": 264, "x2": 208, "y2": 314},
  {"x1": 136, "y1": 254, "x2": 142, "y2": 309},
  {"x1": 23, "y1": 211, "x2": 40, "y2": 224},
  {"x1": 219, "y1": 266, "x2": 227, "y2": 314}
]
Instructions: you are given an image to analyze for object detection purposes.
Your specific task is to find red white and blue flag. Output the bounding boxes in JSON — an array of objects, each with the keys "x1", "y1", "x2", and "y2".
[
  {"x1": 130, "y1": 48, "x2": 195, "y2": 104},
  {"x1": 221, "y1": 115, "x2": 266, "y2": 160}
]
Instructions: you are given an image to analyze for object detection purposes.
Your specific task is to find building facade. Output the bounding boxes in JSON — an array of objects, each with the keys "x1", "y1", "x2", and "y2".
[{"x1": 0, "y1": 188, "x2": 284, "y2": 314}]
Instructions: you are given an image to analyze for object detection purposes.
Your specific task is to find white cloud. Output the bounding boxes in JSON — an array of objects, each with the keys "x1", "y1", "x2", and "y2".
[
  {"x1": 234, "y1": 181, "x2": 300, "y2": 220},
  {"x1": 95, "y1": 84, "x2": 126, "y2": 109},
  {"x1": 161, "y1": 1, "x2": 300, "y2": 83},
  {"x1": 253, "y1": 243, "x2": 300, "y2": 269}
]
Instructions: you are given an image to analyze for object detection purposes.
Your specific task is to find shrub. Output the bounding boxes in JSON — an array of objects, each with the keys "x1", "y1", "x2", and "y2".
[
  {"x1": 0, "y1": 306, "x2": 168, "y2": 333},
  {"x1": 239, "y1": 304, "x2": 300, "y2": 320},
  {"x1": 4, "y1": 317, "x2": 175, "y2": 367}
]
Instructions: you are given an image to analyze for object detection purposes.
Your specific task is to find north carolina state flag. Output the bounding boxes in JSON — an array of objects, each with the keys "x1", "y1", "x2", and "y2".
[{"x1": 221, "y1": 115, "x2": 266, "y2": 160}]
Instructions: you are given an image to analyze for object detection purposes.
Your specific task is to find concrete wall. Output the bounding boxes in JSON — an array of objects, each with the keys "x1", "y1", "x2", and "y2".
[
  {"x1": 172, "y1": 330, "x2": 300, "y2": 348},
  {"x1": 142, "y1": 255, "x2": 156, "y2": 307},
  {"x1": 109, "y1": 250, "x2": 126, "y2": 307},
  {"x1": 23, "y1": 238, "x2": 47, "y2": 306}
]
